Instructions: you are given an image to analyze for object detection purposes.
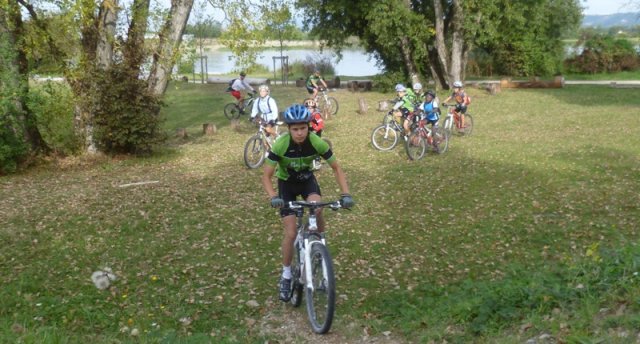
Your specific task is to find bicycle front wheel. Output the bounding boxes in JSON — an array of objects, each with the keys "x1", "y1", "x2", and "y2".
[
  {"x1": 405, "y1": 132, "x2": 426, "y2": 160},
  {"x1": 324, "y1": 97, "x2": 339, "y2": 116},
  {"x1": 224, "y1": 103, "x2": 240, "y2": 120},
  {"x1": 432, "y1": 127, "x2": 449, "y2": 154},
  {"x1": 305, "y1": 243, "x2": 335, "y2": 334},
  {"x1": 371, "y1": 124, "x2": 399, "y2": 151},
  {"x1": 243, "y1": 135, "x2": 266, "y2": 169}
]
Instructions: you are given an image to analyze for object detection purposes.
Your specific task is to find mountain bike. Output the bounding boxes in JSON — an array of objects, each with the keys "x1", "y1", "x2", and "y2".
[
  {"x1": 441, "y1": 103, "x2": 474, "y2": 137},
  {"x1": 286, "y1": 200, "x2": 343, "y2": 334},
  {"x1": 405, "y1": 120, "x2": 449, "y2": 160},
  {"x1": 243, "y1": 118, "x2": 282, "y2": 169},
  {"x1": 304, "y1": 87, "x2": 339, "y2": 117},
  {"x1": 370, "y1": 110, "x2": 415, "y2": 151},
  {"x1": 224, "y1": 92, "x2": 257, "y2": 120}
]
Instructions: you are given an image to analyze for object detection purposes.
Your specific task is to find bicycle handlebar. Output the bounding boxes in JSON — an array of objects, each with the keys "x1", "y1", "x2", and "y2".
[{"x1": 287, "y1": 200, "x2": 342, "y2": 210}]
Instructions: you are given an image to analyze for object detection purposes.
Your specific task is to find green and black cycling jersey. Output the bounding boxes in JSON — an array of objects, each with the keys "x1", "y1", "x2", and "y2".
[{"x1": 266, "y1": 132, "x2": 335, "y2": 182}]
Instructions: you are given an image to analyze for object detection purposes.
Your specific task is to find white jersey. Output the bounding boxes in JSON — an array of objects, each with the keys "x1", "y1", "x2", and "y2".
[
  {"x1": 231, "y1": 78, "x2": 253, "y2": 92},
  {"x1": 250, "y1": 96, "x2": 278, "y2": 122}
]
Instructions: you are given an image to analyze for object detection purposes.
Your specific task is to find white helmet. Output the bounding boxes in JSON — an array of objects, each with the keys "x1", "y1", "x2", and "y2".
[
  {"x1": 395, "y1": 84, "x2": 406, "y2": 92},
  {"x1": 453, "y1": 81, "x2": 463, "y2": 88},
  {"x1": 412, "y1": 83, "x2": 422, "y2": 91},
  {"x1": 258, "y1": 84, "x2": 270, "y2": 93}
]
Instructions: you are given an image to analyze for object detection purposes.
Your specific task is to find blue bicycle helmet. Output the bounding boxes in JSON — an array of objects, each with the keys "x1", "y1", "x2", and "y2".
[{"x1": 283, "y1": 104, "x2": 311, "y2": 124}]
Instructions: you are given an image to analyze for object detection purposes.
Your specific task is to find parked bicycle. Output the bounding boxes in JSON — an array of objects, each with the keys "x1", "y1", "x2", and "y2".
[
  {"x1": 304, "y1": 87, "x2": 338, "y2": 117},
  {"x1": 243, "y1": 118, "x2": 282, "y2": 169},
  {"x1": 286, "y1": 200, "x2": 343, "y2": 334},
  {"x1": 405, "y1": 120, "x2": 449, "y2": 160},
  {"x1": 224, "y1": 92, "x2": 257, "y2": 120},
  {"x1": 441, "y1": 103, "x2": 474, "y2": 137}
]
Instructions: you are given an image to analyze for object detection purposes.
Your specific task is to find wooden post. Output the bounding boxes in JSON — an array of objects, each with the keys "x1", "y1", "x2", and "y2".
[
  {"x1": 203, "y1": 123, "x2": 217, "y2": 135},
  {"x1": 357, "y1": 97, "x2": 368, "y2": 115},
  {"x1": 486, "y1": 83, "x2": 501, "y2": 95},
  {"x1": 176, "y1": 128, "x2": 188, "y2": 139}
]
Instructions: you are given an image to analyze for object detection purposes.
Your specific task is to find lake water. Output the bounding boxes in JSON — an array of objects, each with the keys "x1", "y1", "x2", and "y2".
[{"x1": 194, "y1": 48, "x2": 383, "y2": 77}]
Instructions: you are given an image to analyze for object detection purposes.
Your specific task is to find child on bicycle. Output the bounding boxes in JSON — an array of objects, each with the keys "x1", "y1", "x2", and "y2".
[
  {"x1": 306, "y1": 69, "x2": 328, "y2": 100},
  {"x1": 250, "y1": 85, "x2": 279, "y2": 138},
  {"x1": 262, "y1": 104, "x2": 354, "y2": 302},
  {"x1": 443, "y1": 81, "x2": 471, "y2": 130},
  {"x1": 229, "y1": 71, "x2": 255, "y2": 113},
  {"x1": 392, "y1": 84, "x2": 417, "y2": 137},
  {"x1": 421, "y1": 90, "x2": 441, "y2": 143},
  {"x1": 304, "y1": 98, "x2": 325, "y2": 170}
]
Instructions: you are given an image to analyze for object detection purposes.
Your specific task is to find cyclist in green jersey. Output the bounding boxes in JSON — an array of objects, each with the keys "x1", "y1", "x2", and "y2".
[
  {"x1": 392, "y1": 84, "x2": 418, "y2": 137},
  {"x1": 306, "y1": 70, "x2": 328, "y2": 100},
  {"x1": 261, "y1": 104, "x2": 354, "y2": 302}
]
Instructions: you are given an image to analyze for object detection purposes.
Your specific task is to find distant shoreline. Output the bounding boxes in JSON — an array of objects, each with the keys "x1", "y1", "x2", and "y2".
[{"x1": 201, "y1": 39, "x2": 325, "y2": 51}]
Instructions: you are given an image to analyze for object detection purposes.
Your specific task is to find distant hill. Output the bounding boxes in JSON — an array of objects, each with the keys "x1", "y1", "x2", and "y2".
[{"x1": 583, "y1": 13, "x2": 640, "y2": 28}]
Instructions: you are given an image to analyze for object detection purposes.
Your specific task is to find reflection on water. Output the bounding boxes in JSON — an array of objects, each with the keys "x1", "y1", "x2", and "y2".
[{"x1": 195, "y1": 48, "x2": 383, "y2": 77}]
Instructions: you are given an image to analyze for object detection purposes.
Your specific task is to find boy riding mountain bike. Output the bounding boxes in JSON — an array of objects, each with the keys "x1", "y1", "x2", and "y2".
[
  {"x1": 306, "y1": 70, "x2": 329, "y2": 100},
  {"x1": 304, "y1": 99, "x2": 325, "y2": 170},
  {"x1": 443, "y1": 81, "x2": 471, "y2": 131},
  {"x1": 261, "y1": 104, "x2": 354, "y2": 302},
  {"x1": 250, "y1": 85, "x2": 279, "y2": 138},
  {"x1": 392, "y1": 84, "x2": 417, "y2": 138},
  {"x1": 229, "y1": 71, "x2": 255, "y2": 113}
]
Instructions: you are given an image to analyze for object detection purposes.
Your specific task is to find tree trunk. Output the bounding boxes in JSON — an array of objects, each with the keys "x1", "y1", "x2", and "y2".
[
  {"x1": 124, "y1": 0, "x2": 149, "y2": 76},
  {"x1": 96, "y1": 0, "x2": 118, "y2": 70},
  {"x1": 148, "y1": 0, "x2": 195, "y2": 97},
  {"x1": 399, "y1": 35, "x2": 420, "y2": 85},
  {"x1": 1, "y1": 1, "x2": 47, "y2": 153},
  {"x1": 399, "y1": 0, "x2": 421, "y2": 85},
  {"x1": 433, "y1": 0, "x2": 450, "y2": 88},
  {"x1": 449, "y1": 0, "x2": 465, "y2": 84}
]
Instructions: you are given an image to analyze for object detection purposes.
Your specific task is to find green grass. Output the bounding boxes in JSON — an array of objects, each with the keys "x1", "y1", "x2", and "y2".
[{"x1": 1, "y1": 83, "x2": 640, "y2": 343}]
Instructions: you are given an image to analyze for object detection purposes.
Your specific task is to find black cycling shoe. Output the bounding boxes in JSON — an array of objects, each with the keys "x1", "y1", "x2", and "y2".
[{"x1": 279, "y1": 277, "x2": 292, "y2": 302}]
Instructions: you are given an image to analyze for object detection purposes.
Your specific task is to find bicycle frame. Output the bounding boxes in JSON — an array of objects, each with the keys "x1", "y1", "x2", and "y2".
[{"x1": 289, "y1": 201, "x2": 340, "y2": 292}]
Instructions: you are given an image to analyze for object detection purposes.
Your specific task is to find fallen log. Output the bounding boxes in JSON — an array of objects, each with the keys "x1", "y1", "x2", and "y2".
[
  {"x1": 207, "y1": 77, "x2": 270, "y2": 85},
  {"x1": 500, "y1": 76, "x2": 564, "y2": 89}
]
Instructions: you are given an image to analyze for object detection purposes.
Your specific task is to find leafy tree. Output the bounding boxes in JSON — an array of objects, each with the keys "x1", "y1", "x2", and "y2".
[
  {"x1": 13, "y1": 0, "x2": 194, "y2": 154},
  {"x1": 295, "y1": 0, "x2": 582, "y2": 86},
  {"x1": 0, "y1": 0, "x2": 48, "y2": 172}
]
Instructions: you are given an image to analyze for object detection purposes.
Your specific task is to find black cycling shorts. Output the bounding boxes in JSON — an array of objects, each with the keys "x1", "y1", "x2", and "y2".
[
  {"x1": 306, "y1": 85, "x2": 318, "y2": 94},
  {"x1": 278, "y1": 176, "x2": 322, "y2": 217}
]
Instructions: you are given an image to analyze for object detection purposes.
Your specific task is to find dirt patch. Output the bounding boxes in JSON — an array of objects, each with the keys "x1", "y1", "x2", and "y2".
[{"x1": 257, "y1": 298, "x2": 405, "y2": 344}]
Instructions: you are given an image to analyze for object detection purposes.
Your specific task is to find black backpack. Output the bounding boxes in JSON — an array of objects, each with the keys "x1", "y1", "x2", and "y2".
[{"x1": 225, "y1": 78, "x2": 236, "y2": 92}]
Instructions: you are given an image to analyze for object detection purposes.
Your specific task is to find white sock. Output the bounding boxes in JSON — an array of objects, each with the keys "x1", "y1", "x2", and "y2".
[{"x1": 282, "y1": 265, "x2": 292, "y2": 279}]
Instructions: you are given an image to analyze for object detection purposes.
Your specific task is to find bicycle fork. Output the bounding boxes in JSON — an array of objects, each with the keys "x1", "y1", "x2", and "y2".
[{"x1": 301, "y1": 213, "x2": 328, "y2": 292}]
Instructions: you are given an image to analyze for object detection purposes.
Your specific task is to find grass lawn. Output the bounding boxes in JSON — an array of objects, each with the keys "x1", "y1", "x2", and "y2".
[{"x1": 1, "y1": 82, "x2": 639, "y2": 343}]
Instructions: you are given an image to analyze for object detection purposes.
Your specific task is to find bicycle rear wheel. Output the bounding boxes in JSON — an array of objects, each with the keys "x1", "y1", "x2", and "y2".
[
  {"x1": 405, "y1": 132, "x2": 426, "y2": 160},
  {"x1": 243, "y1": 135, "x2": 266, "y2": 169},
  {"x1": 224, "y1": 103, "x2": 240, "y2": 120},
  {"x1": 459, "y1": 113, "x2": 474, "y2": 136},
  {"x1": 371, "y1": 124, "x2": 399, "y2": 151},
  {"x1": 305, "y1": 243, "x2": 335, "y2": 334}
]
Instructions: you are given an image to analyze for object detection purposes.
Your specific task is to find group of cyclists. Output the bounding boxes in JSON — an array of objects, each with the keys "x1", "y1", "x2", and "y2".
[
  {"x1": 227, "y1": 69, "x2": 471, "y2": 303},
  {"x1": 391, "y1": 80, "x2": 471, "y2": 140}
]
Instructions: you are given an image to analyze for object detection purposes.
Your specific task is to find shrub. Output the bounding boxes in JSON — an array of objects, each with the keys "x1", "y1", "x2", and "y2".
[
  {"x1": 89, "y1": 65, "x2": 166, "y2": 154},
  {"x1": 27, "y1": 81, "x2": 80, "y2": 156},
  {"x1": 301, "y1": 54, "x2": 335, "y2": 77},
  {"x1": 565, "y1": 35, "x2": 640, "y2": 73},
  {"x1": 372, "y1": 70, "x2": 407, "y2": 92}
]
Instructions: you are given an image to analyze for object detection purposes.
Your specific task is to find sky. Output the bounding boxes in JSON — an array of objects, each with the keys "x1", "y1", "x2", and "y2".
[{"x1": 582, "y1": 0, "x2": 637, "y2": 15}]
